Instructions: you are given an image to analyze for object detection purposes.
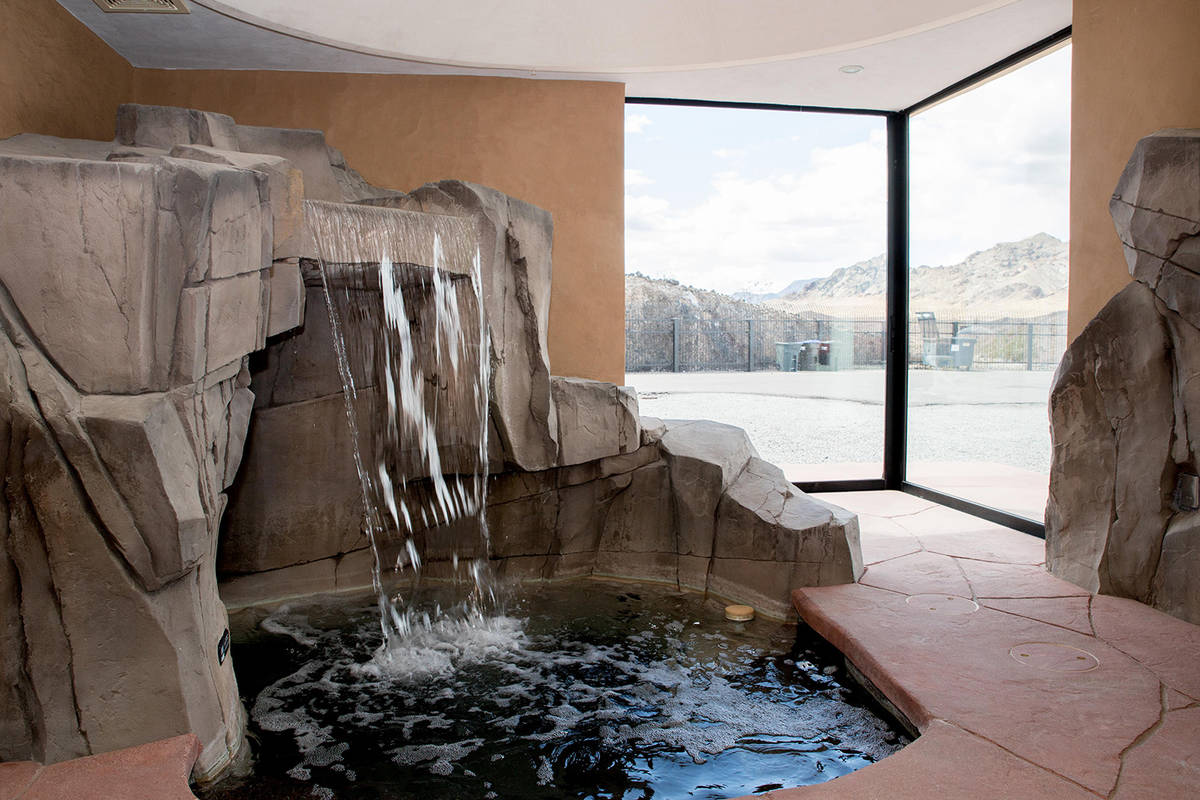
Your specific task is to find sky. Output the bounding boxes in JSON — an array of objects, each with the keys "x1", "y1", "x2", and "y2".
[{"x1": 625, "y1": 45, "x2": 1072, "y2": 296}]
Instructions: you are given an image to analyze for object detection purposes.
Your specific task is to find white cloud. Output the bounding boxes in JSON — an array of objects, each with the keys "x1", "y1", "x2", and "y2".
[
  {"x1": 910, "y1": 48, "x2": 1071, "y2": 268},
  {"x1": 624, "y1": 112, "x2": 652, "y2": 134},
  {"x1": 626, "y1": 130, "x2": 888, "y2": 294},
  {"x1": 624, "y1": 168, "x2": 654, "y2": 187},
  {"x1": 712, "y1": 148, "x2": 747, "y2": 160},
  {"x1": 624, "y1": 47, "x2": 1071, "y2": 295}
]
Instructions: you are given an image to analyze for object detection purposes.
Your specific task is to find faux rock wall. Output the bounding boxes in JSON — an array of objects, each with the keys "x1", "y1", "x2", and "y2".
[
  {"x1": 1048, "y1": 130, "x2": 1200, "y2": 624},
  {"x1": 0, "y1": 102, "x2": 865, "y2": 783},
  {"x1": 0, "y1": 104, "x2": 309, "y2": 779},
  {"x1": 222, "y1": 408, "x2": 863, "y2": 621}
]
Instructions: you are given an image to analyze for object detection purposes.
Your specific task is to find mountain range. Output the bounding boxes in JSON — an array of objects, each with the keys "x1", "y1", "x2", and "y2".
[{"x1": 729, "y1": 233, "x2": 1067, "y2": 313}]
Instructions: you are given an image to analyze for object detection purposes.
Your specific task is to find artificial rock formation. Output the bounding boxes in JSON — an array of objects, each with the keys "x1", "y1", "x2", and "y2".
[
  {"x1": 222, "y1": 413, "x2": 863, "y2": 621},
  {"x1": 0, "y1": 103, "x2": 312, "y2": 778},
  {"x1": 0, "y1": 102, "x2": 865, "y2": 782},
  {"x1": 1048, "y1": 130, "x2": 1200, "y2": 624}
]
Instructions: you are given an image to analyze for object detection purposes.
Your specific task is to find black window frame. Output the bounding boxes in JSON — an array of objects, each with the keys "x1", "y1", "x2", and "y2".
[{"x1": 625, "y1": 25, "x2": 1072, "y2": 538}]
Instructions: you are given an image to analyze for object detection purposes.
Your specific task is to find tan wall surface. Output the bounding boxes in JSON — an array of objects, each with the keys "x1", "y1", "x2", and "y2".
[
  {"x1": 134, "y1": 71, "x2": 626, "y2": 383},
  {"x1": 1070, "y1": 0, "x2": 1200, "y2": 339},
  {"x1": 0, "y1": 0, "x2": 132, "y2": 141}
]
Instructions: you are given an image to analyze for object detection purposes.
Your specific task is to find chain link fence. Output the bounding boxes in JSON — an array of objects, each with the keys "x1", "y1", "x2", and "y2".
[{"x1": 626, "y1": 311, "x2": 1066, "y2": 372}]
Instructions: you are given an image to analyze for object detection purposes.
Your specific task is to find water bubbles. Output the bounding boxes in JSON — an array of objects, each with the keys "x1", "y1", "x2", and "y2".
[{"x1": 229, "y1": 583, "x2": 907, "y2": 800}]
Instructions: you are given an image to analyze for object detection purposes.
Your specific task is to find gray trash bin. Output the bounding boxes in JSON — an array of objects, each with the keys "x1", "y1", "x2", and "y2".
[{"x1": 775, "y1": 342, "x2": 805, "y2": 371}]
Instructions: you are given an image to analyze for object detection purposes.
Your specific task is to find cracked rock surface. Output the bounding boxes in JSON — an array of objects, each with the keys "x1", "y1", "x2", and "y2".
[
  {"x1": 223, "y1": 417, "x2": 863, "y2": 623},
  {"x1": 0, "y1": 103, "x2": 313, "y2": 780},
  {"x1": 1048, "y1": 129, "x2": 1200, "y2": 624}
]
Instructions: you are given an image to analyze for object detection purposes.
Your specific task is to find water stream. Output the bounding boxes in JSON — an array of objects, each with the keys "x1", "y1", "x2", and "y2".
[{"x1": 306, "y1": 200, "x2": 493, "y2": 652}]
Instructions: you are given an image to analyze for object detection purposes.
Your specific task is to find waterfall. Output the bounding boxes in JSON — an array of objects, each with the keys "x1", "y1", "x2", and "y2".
[{"x1": 305, "y1": 200, "x2": 493, "y2": 650}]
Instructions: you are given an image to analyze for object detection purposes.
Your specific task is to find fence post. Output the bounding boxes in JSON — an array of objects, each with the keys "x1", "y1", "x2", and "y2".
[
  {"x1": 672, "y1": 317, "x2": 681, "y2": 372},
  {"x1": 746, "y1": 319, "x2": 754, "y2": 372},
  {"x1": 1026, "y1": 323, "x2": 1034, "y2": 371}
]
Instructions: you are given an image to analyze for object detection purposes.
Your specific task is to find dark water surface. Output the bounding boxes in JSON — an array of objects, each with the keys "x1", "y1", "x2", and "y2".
[{"x1": 205, "y1": 581, "x2": 907, "y2": 800}]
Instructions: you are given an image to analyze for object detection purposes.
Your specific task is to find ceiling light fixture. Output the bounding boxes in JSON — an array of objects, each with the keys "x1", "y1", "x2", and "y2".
[{"x1": 839, "y1": 64, "x2": 865, "y2": 74}]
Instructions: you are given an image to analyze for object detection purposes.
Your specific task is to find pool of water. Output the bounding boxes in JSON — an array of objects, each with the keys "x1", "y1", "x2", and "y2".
[{"x1": 207, "y1": 580, "x2": 908, "y2": 800}]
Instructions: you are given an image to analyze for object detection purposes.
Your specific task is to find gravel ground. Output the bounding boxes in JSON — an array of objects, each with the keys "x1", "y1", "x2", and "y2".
[{"x1": 635, "y1": 391, "x2": 1051, "y2": 473}]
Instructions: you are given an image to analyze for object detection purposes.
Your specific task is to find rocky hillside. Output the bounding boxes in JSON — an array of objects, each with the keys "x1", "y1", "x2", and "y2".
[
  {"x1": 625, "y1": 273, "x2": 768, "y2": 320},
  {"x1": 628, "y1": 233, "x2": 1067, "y2": 319},
  {"x1": 757, "y1": 233, "x2": 1067, "y2": 313}
]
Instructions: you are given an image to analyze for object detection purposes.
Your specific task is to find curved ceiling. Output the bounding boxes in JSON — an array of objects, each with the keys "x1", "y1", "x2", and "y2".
[
  {"x1": 56, "y1": 0, "x2": 1071, "y2": 111},
  {"x1": 201, "y1": 0, "x2": 1022, "y2": 73}
]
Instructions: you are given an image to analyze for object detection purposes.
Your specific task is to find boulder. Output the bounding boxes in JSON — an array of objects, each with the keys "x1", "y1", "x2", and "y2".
[
  {"x1": 81, "y1": 393, "x2": 209, "y2": 582},
  {"x1": 658, "y1": 419, "x2": 757, "y2": 578},
  {"x1": 640, "y1": 415, "x2": 667, "y2": 445},
  {"x1": 116, "y1": 104, "x2": 238, "y2": 151},
  {"x1": 220, "y1": 393, "x2": 366, "y2": 574},
  {"x1": 328, "y1": 144, "x2": 406, "y2": 204},
  {"x1": 1110, "y1": 130, "x2": 1200, "y2": 325},
  {"x1": 552, "y1": 377, "x2": 640, "y2": 466},
  {"x1": 0, "y1": 153, "x2": 272, "y2": 394},
  {"x1": 1153, "y1": 512, "x2": 1200, "y2": 623},
  {"x1": 0, "y1": 133, "x2": 117, "y2": 161},
  {"x1": 594, "y1": 460, "x2": 677, "y2": 583},
  {"x1": 169, "y1": 145, "x2": 305, "y2": 261},
  {"x1": 0, "y1": 315, "x2": 245, "y2": 778},
  {"x1": 0, "y1": 155, "x2": 176, "y2": 393},
  {"x1": 234, "y1": 124, "x2": 343, "y2": 203},
  {"x1": 206, "y1": 272, "x2": 269, "y2": 374},
  {"x1": 1046, "y1": 283, "x2": 1175, "y2": 597},
  {"x1": 264, "y1": 260, "x2": 305, "y2": 338},
  {"x1": 156, "y1": 157, "x2": 272, "y2": 284},
  {"x1": 709, "y1": 458, "x2": 862, "y2": 617},
  {"x1": 1048, "y1": 129, "x2": 1200, "y2": 624}
]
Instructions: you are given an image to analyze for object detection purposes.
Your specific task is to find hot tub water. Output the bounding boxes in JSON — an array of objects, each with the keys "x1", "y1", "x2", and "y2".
[{"x1": 210, "y1": 581, "x2": 907, "y2": 800}]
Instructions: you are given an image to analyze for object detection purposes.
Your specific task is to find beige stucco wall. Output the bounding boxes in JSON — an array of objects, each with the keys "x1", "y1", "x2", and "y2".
[
  {"x1": 0, "y1": 4, "x2": 625, "y2": 384},
  {"x1": 0, "y1": 0, "x2": 133, "y2": 141},
  {"x1": 1069, "y1": 0, "x2": 1200, "y2": 339}
]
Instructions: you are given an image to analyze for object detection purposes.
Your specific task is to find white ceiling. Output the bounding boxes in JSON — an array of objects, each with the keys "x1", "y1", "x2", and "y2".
[{"x1": 58, "y1": 0, "x2": 1070, "y2": 111}]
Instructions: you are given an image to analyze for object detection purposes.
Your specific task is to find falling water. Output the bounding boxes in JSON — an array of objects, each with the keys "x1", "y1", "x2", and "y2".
[{"x1": 305, "y1": 200, "x2": 493, "y2": 652}]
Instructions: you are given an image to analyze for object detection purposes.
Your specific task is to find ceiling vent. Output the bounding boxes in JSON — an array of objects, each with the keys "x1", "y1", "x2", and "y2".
[{"x1": 91, "y1": 0, "x2": 189, "y2": 13}]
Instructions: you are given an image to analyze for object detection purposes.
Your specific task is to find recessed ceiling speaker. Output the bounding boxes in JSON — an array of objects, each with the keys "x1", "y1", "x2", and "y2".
[{"x1": 91, "y1": 0, "x2": 189, "y2": 13}]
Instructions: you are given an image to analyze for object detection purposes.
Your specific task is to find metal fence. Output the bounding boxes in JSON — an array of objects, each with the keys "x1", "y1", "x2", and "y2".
[{"x1": 626, "y1": 312, "x2": 1067, "y2": 372}]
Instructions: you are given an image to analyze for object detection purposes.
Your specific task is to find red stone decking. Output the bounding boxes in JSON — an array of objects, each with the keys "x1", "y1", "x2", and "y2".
[
  {"x1": 750, "y1": 490, "x2": 1200, "y2": 799},
  {"x1": 0, "y1": 734, "x2": 199, "y2": 800}
]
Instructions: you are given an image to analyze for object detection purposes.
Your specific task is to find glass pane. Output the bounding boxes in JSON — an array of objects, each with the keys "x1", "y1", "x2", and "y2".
[
  {"x1": 907, "y1": 45, "x2": 1072, "y2": 520},
  {"x1": 623, "y1": 105, "x2": 888, "y2": 481}
]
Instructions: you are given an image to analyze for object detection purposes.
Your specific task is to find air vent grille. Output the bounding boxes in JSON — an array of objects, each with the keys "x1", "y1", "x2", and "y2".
[{"x1": 91, "y1": 0, "x2": 189, "y2": 13}]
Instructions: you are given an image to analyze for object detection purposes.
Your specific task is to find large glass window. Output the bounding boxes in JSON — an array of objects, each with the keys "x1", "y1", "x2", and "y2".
[
  {"x1": 623, "y1": 105, "x2": 888, "y2": 481},
  {"x1": 907, "y1": 45, "x2": 1072, "y2": 519}
]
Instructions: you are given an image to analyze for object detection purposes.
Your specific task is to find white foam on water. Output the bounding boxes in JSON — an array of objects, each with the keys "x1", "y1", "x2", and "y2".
[
  {"x1": 355, "y1": 613, "x2": 526, "y2": 680},
  {"x1": 246, "y1": 586, "x2": 907, "y2": 793},
  {"x1": 259, "y1": 607, "x2": 320, "y2": 647},
  {"x1": 391, "y1": 738, "x2": 485, "y2": 776}
]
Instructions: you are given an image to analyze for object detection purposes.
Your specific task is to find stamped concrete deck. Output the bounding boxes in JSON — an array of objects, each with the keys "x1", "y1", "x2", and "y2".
[
  {"x1": 754, "y1": 490, "x2": 1200, "y2": 799},
  {"x1": 0, "y1": 734, "x2": 199, "y2": 800}
]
